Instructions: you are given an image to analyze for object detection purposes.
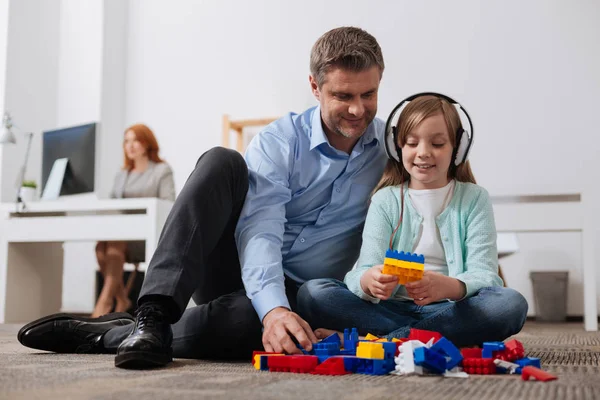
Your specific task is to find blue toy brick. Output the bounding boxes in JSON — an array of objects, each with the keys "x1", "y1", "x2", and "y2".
[
  {"x1": 321, "y1": 332, "x2": 342, "y2": 346},
  {"x1": 414, "y1": 347, "x2": 447, "y2": 374},
  {"x1": 346, "y1": 358, "x2": 393, "y2": 376},
  {"x1": 314, "y1": 342, "x2": 341, "y2": 362},
  {"x1": 431, "y1": 337, "x2": 463, "y2": 370},
  {"x1": 381, "y1": 342, "x2": 397, "y2": 360},
  {"x1": 385, "y1": 249, "x2": 425, "y2": 264},
  {"x1": 515, "y1": 357, "x2": 541, "y2": 374},
  {"x1": 482, "y1": 341, "x2": 506, "y2": 358},
  {"x1": 343, "y1": 328, "x2": 359, "y2": 352}
]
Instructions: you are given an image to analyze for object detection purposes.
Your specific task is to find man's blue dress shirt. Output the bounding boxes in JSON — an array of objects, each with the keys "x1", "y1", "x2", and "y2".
[{"x1": 235, "y1": 106, "x2": 387, "y2": 321}]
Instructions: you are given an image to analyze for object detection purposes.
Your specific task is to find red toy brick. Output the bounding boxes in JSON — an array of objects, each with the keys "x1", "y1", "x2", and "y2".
[
  {"x1": 268, "y1": 355, "x2": 319, "y2": 373},
  {"x1": 460, "y1": 347, "x2": 482, "y2": 359},
  {"x1": 501, "y1": 339, "x2": 525, "y2": 361},
  {"x1": 521, "y1": 366, "x2": 558, "y2": 382},
  {"x1": 462, "y1": 357, "x2": 497, "y2": 375},
  {"x1": 408, "y1": 328, "x2": 442, "y2": 344},
  {"x1": 311, "y1": 357, "x2": 350, "y2": 375}
]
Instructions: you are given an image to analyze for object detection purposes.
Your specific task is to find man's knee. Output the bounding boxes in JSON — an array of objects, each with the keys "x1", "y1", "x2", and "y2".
[{"x1": 195, "y1": 147, "x2": 247, "y2": 176}]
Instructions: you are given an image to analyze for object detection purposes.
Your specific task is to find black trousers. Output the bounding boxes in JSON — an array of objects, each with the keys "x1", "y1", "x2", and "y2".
[{"x1": 104, "y1": 147, "x2": 299, "y2": 359}]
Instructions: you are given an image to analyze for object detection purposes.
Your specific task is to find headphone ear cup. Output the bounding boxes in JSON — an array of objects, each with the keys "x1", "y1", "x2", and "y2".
[
  {"x1": 385, "y1": 126, "x2": 401, "y2": 162},
  {"x1": 454, "y1": 128, "x2": 468, "y2": 166}
]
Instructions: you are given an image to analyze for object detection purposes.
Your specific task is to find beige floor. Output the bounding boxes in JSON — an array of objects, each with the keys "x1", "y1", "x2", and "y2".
[{"x1": 1, "y1": 321, "x2": 599, "y2": 400}]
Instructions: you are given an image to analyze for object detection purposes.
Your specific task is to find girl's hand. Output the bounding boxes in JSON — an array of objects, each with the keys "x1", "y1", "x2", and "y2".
[
  {"x1": 405, "y1": 271, "x2": 466, "y2": 305},
  {"x1": 360, "y1": 265, "x2": 399, "y2": 300}
]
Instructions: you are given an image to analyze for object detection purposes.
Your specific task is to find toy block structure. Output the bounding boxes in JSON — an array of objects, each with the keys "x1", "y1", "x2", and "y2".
[{"x1": 382, "y1": 250, "x2": 425, "y2": 284}]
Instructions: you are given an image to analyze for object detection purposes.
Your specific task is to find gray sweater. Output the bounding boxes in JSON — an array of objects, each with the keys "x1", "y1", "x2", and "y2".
[{"x1": 110, "y1": 161, "x2": 175, "y2": 201}]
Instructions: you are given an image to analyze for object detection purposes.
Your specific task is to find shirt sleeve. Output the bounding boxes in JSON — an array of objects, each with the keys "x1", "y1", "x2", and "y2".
[
  {"x1": 157, "y1": 164, "x2": 176, "y2": 201},
  {"x1": 344, "y1": 189, "x2": 396, "y2": 304},
  {"x1": 455, "y1": 187, "x2": 504, "y2": 297},
  {"x1": 235, "y1": 129, "x2": 294, "y2": 322}
]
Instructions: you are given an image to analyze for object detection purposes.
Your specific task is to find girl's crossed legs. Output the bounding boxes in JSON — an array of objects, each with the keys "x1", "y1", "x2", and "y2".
[{"x1": 297, "y1": 278, "x2": 528, "y2": 347}]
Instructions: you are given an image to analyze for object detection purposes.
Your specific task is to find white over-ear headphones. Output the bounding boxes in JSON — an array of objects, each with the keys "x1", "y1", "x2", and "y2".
[{"x1": 384, "y1": 92, "x2": 474, "y2": 167}]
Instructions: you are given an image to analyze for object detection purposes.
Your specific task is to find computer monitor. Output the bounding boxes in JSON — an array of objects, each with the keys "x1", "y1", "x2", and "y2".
[{"x1": 41, "y1": 122, "x2": 96, "y2": 198}]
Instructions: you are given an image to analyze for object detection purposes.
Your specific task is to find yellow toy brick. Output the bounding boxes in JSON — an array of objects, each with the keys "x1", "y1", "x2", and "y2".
[{"x1": 356, "y1": 341, "x2": 385, "y2": 359}]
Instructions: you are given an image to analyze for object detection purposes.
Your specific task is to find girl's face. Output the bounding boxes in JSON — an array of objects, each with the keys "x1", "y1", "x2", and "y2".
[
  {"x1": 124, "y1": 130, "x2": 147, "y2": 162},
  {"x1": 400, "y1": 113, "x2": 453, "y2": 190}
]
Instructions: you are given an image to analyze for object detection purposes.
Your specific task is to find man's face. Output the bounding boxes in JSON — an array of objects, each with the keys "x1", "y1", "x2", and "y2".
[{"x1": 310, "y1": 66, "x2": 380, "y2": 146}]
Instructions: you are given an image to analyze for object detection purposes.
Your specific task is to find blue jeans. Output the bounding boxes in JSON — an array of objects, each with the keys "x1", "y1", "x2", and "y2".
[{"x1": 296, "y1": 279, "x2": 528, "y2": 347}]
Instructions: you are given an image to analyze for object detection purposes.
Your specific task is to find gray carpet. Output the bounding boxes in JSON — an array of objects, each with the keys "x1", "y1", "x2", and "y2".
[{"x1": 1, "y1": 322, "x2": 599, "y2": 400}]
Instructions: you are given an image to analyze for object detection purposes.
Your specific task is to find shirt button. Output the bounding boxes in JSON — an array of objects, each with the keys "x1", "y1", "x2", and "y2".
[{"x1": 300, "y1": 238, "x2": 305, "y2": 243}]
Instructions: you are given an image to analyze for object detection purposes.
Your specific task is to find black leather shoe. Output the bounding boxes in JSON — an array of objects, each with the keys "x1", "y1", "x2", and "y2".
[
  {"x1": 17, "y1": 312, "x2": 134, "y2": 354},
  {"x1": 114, "y1": 303, "x2": 173, "y2": 369}
]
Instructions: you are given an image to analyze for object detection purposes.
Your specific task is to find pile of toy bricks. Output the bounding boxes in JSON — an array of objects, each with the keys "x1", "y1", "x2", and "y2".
[{"x1": 252, "y1": 328, "x2": 557, "y2": 381}]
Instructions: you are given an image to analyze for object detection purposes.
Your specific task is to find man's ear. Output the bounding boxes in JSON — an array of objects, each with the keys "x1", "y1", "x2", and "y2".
[{"x1": 309, "y1": 75, "x2": 320, "y2": 101}]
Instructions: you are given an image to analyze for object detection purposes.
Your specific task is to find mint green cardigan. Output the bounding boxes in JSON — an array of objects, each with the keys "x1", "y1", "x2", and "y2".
[{"x1": 344, "y1": 180, "x2": 503, "y2": 303}]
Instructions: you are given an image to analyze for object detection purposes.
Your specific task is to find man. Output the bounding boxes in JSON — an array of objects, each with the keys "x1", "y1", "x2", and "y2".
[{"x1": 18, "y1": 26, "x2": 387, "y2": 368}]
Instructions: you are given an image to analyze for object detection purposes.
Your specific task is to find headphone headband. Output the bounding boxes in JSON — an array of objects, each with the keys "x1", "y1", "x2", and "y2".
[{"x1": 384, "y1": 92, "x2": 474, "y2": 166}]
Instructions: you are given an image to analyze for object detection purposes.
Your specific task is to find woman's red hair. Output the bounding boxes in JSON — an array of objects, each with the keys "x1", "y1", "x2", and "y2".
[{"x1": 122, "y1": 124, "x2": 164, "y2": 170}]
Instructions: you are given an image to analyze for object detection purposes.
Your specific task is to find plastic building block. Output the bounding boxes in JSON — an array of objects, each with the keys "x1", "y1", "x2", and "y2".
[
  {"x1": 493, "y1": 358, "x2": 520, "y2": 374},
  {"x1": 383, "y1": 250, "x2": 425, "y2": 285},
  {"x1": 462, "y1": 358, "x2": 496, "y2": 375},
  {"x1": 460, "y1": 348, "x2": 482, "y2": 359},
  {"x1": 356, "y1": 342, "x2": 384, "y2": 359},
  {"x1": 251, "y1": 351, "x2": 279, "y2": 366},
  {"x1": 344, "y1": 357, "x2": 394, "y2": 375},
  {"x1": 341, "y1": 328, "x2": 359, "y2": 354},
  {"x1": 521, "y1": 366, "x2": 558, "y2": 382},
  {"x1": 482, "y1": 341, "x2": 505, "y2": 358},
  {"x1": 408, "y1": 328, "x2": 442, "y2": 344},
  {"x1": 431, "y1": 337, "x2": 463, "y2": 370},
  {"x1": 268, "y1": 355, "x2": 319, "y2": 373},
  {"x1": 515, "y1": 357, "x2": 541, "y2": 374},
  {"x1": 256, "y1": 354, "x2": 284, "y2": 371},
  {"x1": 500, "y1": 339, "x2": 525, "y2": 361},
  {"x1": 321, "y1": 332, "x2": 342, "y2": 346},
  {"x1": 314, "y1": 342, "x2": 341, "y2": 362},
  {"x1": 394, "y1": 341, "x2": 424, "y2": 375},
  {"x1": 414, "y1": 347, "x2": 447, "y2": 374},
  {"x1": 364, "y1": 333, "x2": 380, "y2": 341},
  {"x1": 311, "y1": 357, "x2": 350, "y2": 376}
]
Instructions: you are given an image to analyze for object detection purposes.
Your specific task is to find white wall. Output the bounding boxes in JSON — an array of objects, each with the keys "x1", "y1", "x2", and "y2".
[{"x1": 0, "y1": 0, "x2": 60, "y2": 202}]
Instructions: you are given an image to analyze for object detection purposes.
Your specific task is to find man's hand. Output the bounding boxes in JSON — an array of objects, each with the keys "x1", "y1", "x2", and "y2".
[
  {"x1": 405, "y1": 271, "x2": 466, "y2": 305},
  {"x1": 262, "y1": 307, "x2": 318, "y2": 354},
  {"x1": 360, "y1": 265, "x2": 399, "y2": 300}
]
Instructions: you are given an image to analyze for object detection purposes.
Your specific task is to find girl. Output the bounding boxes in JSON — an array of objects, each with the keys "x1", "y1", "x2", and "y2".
[{"x1": 297, "y1": 93, "x2": 528, "y2": 347}]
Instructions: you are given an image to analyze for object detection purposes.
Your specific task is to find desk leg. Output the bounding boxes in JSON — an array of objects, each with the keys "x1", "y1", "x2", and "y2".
[{"x1": 2, "y1": 242, "x2": 63, "y2": 323}]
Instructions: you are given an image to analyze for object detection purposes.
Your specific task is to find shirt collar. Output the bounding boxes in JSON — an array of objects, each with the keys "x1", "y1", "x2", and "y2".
[{"x1": 309, "y1": 106, "x2": 328, "y2": 151}]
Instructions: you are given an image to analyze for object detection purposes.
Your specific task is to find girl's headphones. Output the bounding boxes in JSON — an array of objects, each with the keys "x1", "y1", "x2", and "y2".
[{"x1": 383, "y1": 92, "x2": 475, "y2": 166}]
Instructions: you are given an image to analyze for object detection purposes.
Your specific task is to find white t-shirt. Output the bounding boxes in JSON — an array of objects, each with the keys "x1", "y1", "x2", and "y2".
[{"x1": 395, "y1": 180, "x2": 455, "y2": 299}]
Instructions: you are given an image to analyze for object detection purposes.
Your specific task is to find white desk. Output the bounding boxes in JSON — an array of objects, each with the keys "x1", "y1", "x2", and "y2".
[
  {"x1": 0, "y1": 198, "x2": 173, "y2": 323},
  {"x1": 492, "y1": 195, "x2": 598, "y2": 331}
]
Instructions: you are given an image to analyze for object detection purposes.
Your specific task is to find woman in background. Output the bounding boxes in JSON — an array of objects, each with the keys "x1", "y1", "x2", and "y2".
[{"x1": 92, "y1": 124, "x2": 176, "y2": 317}]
